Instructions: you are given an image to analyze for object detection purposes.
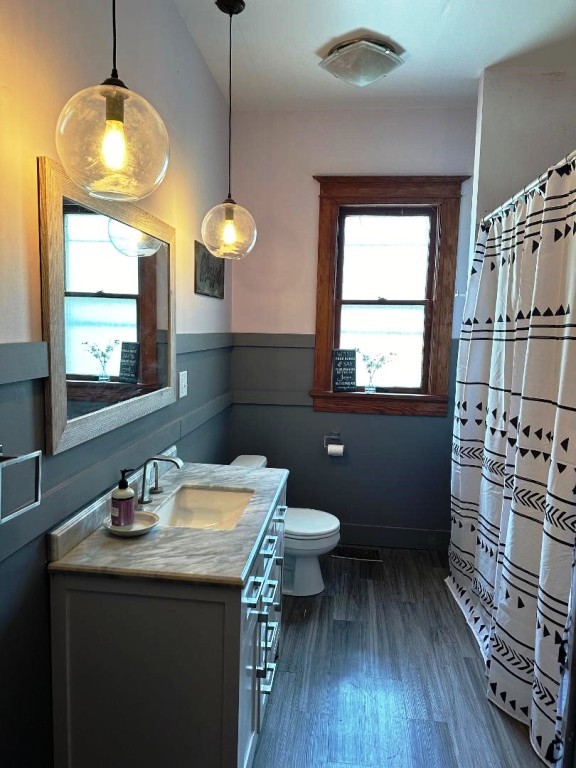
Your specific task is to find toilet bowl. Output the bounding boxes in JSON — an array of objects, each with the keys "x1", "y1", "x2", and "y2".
[
  {"x1": 230, "y1": 455, "x2": 340, "y2": 596},
  {"x1": 283, "y1": 508, "x2": 340, "y2": 596}
]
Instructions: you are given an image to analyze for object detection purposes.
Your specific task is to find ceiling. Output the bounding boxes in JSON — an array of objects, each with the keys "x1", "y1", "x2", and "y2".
[{"x1": 175, "y1": 0, "x2": 576, "y2": 111}]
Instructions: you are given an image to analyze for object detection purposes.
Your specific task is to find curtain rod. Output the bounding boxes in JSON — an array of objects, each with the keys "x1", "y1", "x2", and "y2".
[{"x1": 481, "y1": 148, "x2": 576, "y2": 224}]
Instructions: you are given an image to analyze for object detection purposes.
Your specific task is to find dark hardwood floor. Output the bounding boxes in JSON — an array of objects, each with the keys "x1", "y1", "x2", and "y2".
[{"x1": 252, "y1": 549, "x2": 544, "y2": 768}]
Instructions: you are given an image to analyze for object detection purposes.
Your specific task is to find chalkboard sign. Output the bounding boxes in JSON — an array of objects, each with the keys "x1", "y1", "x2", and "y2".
[
  {"x1": 194, "y1": 240, "x2": 225, "y2": 299},
  {"x1": 118, "y1": 342, "x2": 140, "y2": 383},
  {"x1": 332, "y1": 349, "x2": 356, "y2": 392}
]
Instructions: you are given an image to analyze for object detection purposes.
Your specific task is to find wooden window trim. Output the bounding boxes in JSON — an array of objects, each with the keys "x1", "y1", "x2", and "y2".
[
  {"x1": 138, "y1": 256, "x2": 159, "y2": 386},
  {"x1": 310, "y1": 175, "x2": 468, "y2": 416}
]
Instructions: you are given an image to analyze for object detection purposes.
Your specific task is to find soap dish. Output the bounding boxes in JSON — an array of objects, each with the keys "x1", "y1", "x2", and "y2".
[{"x1": 104, "y1": 511, "x2": 159, "y2": 538}]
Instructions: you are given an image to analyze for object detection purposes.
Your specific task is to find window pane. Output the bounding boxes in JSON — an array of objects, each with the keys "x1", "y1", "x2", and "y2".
[
  {"x1": 341, "y1": 215, "x2": 430, "y2": 300},
  {"x1": 340, "y1": 305, "x2": 425, "y2": 388},
  {"x1": 64, "y1": 213, "x2": 139, "y2": 294},
  {"x1": 65, "y1": 297, "x2": 137, "y2": 376}
]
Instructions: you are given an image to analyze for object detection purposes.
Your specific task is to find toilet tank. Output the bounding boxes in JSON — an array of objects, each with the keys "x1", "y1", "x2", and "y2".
[{"x1": 230, "y1": 455, "x2": 268, "y2": 469}]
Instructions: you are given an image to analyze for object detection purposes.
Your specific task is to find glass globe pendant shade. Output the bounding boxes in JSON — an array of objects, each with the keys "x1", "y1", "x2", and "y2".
[
  {"x1": 201, "y1": 199, "x2": 257, "y2": 260},
  {"x1": 55, "y1": 83, "x2": 169, "y2": 202},
  {"x1": 108, "y1": 218, "x2": 162, "y2": 257}
]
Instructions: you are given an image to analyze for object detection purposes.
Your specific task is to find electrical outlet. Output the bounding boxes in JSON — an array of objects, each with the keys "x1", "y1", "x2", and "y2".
[{"x1": 179, "y1": 370, "x2": 188, "y2": 398}]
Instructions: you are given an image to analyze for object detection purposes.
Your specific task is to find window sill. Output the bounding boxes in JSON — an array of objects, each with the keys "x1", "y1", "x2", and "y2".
[
  {"x1": 66, "y1": 380, "x2": 153, "y2": 404},
  {"x1": 310, "y1": 390, "x2": 448, "y2": 416}
]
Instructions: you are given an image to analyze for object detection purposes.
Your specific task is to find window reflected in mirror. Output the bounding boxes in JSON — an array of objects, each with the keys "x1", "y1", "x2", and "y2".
[{"x1": 63, "y1": 200, "x2": 169, "y2": 418}]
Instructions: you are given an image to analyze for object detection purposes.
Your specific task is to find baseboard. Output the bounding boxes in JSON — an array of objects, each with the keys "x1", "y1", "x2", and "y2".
[{"x1": 340, "y1": 523, "x2": 450, "y2": 550}]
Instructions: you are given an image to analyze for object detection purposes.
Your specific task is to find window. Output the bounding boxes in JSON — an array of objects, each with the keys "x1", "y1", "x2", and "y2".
[
  {"x1": 311, "y1": 176, "x2": 467, "y2": 416},
  {"x1": 63, "y1": 203, "x2": 161, "y2": 406}
]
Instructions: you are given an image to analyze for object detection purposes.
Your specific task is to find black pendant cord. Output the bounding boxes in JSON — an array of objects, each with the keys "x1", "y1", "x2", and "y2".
[
  {"x1": 112, "y1": 0, "x2": 118, "y2": 78},
  {"x1": 103, "y1": 0, "x2": 126, "y2": 88},
  {"x1": 227, "y1": 12, "x2": 233, "y2": 201}
]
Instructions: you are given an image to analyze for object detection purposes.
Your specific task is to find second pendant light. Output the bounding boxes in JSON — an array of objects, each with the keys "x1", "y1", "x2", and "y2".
[{"x1": 201, "y1": 0, "x2": 257, "y2": 260}]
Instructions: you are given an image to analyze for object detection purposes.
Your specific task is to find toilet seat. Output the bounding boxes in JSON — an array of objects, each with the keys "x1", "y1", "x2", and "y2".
[{"x1": 285, "y1": 508, "x2": 340, "y2": 539}]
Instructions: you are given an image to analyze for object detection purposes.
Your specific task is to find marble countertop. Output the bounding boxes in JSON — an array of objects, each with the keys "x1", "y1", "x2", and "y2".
[{"x1": 48, "y1": 463, "x2": 289, "y2": 587}]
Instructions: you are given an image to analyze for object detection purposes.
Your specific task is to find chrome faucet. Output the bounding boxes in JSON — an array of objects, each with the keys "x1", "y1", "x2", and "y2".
[{"x1": 138, "y1": 455, "x2": 183, "y2": 505}]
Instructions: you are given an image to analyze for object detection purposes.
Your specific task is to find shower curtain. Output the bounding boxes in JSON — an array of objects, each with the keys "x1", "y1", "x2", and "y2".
[{"x1": 448, "y1": 151, "x2": 576, "y2": 766}]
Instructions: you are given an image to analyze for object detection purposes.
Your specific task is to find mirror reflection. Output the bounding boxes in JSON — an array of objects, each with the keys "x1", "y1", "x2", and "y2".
[
  {"x1": 38, "y1": 156, "x2": 176, "y2": 455},
  {"x1": 63, "y1": 200, "x2": 169, "y2": 418}
]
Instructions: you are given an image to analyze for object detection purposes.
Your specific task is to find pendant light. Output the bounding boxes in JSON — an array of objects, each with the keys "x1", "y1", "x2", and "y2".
[
  {"x1": 201, "y1": 0, "x2": 257, "y2": 260},
  {"x1": 108, "y1": 218, "x2": 162, "y2": 258},
  {"x1": 55, "y1": 0, "x2": 169, "y2": 202}
]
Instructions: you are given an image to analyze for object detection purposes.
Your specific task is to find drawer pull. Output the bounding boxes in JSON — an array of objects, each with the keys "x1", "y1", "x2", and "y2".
[
  {"x1": 275, "y1": 556, "x2": 284, "y2": 612},
  {"x1": 257, "y1": 609, "x2": 270, "y2": 677},
  {"x1": 265, "y1": 621, "x2": 278, "y2": 651},
  {"x1": 260, "y1": 535, "x2": 278, "y2": 559},
  {"x1": 256, "y1": 663, "x2": 268, "y2": 679},
  {"x1": 261, "y1": 662, "x2": 277, "y2": 694},
  {"x1": 273, "y1": 505, "x2": 287, "y2": 523},
  {"x1": 262, "y1": 579, "x2": 278, "y2": 605},
  {"x1": 244, "y1": 576, "x2": 264, "y2": 606}
]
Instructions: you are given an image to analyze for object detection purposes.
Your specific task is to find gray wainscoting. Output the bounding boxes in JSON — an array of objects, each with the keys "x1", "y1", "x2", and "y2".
[
  {"x1": 0, "y1": 333, "x2": 232, "y2": 768},
  {"x1": 0, "y1": 331, "x2": 458, "y2": 767},
  {"x1": 0, "y1": 334, "x2": 233, "y2": 563},
  {"x1": 0, "y1": 342, "x2": 48, "y2": 384},
  {"x1": 230, "y1": 334, "x2": 457, "y2": 550}
]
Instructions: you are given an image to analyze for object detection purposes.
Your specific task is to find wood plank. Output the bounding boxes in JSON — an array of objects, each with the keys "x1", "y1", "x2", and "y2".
[
  {"x1": 407, "y1": 719, "x2": 458, "y2": 768},
  {"x1": 253, "y1": 548, "x2": 544, "y2": 768}
]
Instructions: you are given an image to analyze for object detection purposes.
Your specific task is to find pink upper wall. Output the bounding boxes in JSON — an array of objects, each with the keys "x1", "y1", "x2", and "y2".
[
  {"x1": 231, "y1": 107, "x2": 477, "y2": 336},
  {"x1": 1, "y1": 0, "x2": 231, "y2": 342}
]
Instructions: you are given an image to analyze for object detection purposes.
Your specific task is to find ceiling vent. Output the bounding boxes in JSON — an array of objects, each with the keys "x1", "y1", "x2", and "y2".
[{"x1": 319, "y1": 38, "x2": 404, "y2": 87}]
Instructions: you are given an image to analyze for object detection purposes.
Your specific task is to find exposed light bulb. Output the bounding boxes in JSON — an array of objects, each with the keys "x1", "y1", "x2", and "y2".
[
  {"x1": 101, "y1": 119, "x2": 126, "y2": 170},
  {"x1": 222, "y1": 207, "x2": 236, "y2": 245}
]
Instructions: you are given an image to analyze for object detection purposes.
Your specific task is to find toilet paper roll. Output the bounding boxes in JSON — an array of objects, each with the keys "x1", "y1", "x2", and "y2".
[{"x1": 327, "y1": 443, "x2": 344, "y2": 457}]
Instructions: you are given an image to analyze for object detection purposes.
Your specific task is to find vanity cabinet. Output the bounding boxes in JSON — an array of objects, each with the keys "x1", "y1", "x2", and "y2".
[{"x1": 50, "y1": 489, "x2": 286, "y2": 768}]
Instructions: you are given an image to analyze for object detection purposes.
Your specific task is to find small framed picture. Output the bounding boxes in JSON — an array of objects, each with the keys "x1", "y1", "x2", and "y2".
[{"x1": 194, "y1": 240, "x2": 225, "y2": 299}]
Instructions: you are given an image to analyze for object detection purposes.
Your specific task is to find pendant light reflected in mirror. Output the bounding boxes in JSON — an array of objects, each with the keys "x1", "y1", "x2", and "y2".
[
  {"x1": 55, "y1": 0, "x2": 169, "y2": 202},
  {"x1": 108, "y1": 218, "x2": 162, "y2": 257},
  {"x1": 201, "y1": 0, "x2": 257, "y2": 260}
]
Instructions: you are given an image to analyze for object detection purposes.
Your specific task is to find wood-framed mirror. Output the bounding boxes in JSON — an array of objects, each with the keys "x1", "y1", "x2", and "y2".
[{"x1": 38, "y1": 156, "x2": 177, "y2": 455}]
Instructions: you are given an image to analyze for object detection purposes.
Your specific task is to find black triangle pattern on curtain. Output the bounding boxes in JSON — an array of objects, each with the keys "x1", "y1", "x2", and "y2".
[{"x1": 448, "y1": 152, "x2": 576, "y2": 767}]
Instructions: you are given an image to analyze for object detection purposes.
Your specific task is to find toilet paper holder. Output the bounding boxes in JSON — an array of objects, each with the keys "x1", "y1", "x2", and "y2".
[
  {"x1": 323, "y1": 431, "x2": 342, "y2": 448},
  {"x1": 323, "y1": 432, "x2": 345, "y2": 456}
]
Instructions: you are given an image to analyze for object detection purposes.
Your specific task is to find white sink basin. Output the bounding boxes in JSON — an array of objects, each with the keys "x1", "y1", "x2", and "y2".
[{"x1": 153, "y1": 485, "x2": 253, "y2": 530}]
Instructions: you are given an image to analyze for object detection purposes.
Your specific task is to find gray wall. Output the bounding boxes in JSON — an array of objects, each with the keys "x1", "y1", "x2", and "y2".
[
  {"x1": 0, "y1": 334, "x2": 232, "y2": 768},
  {"x1": 230, "y1": 334, "x2": 457, "y2": 550}
]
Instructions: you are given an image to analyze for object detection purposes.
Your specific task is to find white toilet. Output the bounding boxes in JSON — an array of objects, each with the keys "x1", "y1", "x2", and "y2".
[{"x1": 230, "y1": 455, "x2": 340, "y2": 596}]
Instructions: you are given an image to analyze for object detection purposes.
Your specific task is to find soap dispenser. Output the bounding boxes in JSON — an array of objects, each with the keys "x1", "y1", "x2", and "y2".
[{"x1": 111, "y1": 469, "x2": 135, "y2": 526}]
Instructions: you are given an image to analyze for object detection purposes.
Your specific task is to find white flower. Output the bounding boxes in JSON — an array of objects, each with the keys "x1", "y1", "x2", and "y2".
[{"x1": 82, "y1": 340, "x2": 120, "y2": 366}]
